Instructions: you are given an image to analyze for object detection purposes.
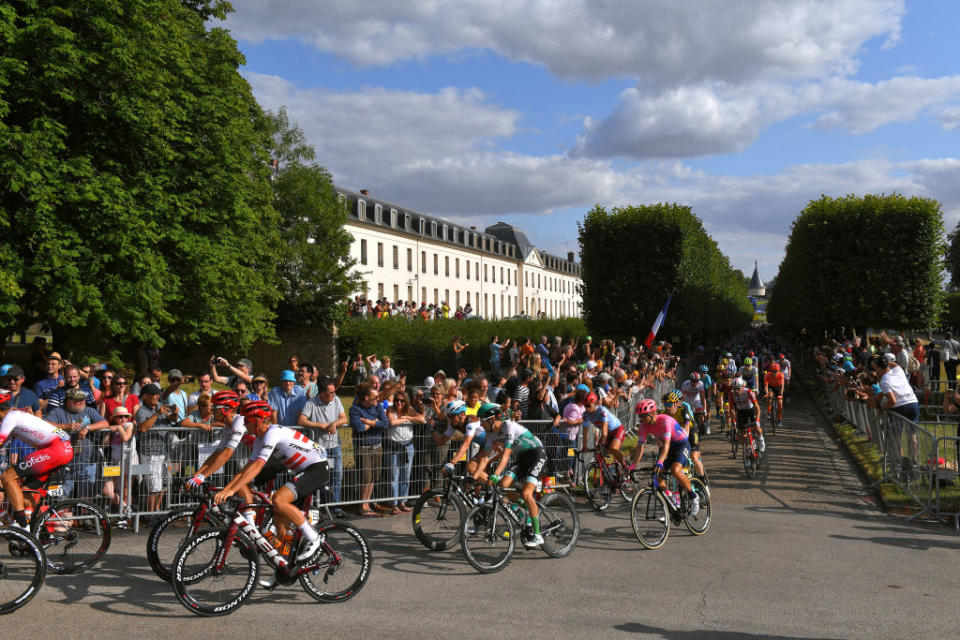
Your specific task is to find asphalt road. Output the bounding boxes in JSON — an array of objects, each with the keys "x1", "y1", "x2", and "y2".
[{"x1": 10, "y1": 385, "x2": 960, "y2": 639}]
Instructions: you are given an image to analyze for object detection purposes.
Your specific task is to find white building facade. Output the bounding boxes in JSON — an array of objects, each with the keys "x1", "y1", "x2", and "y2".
[{"x1": 337, "y1": 188, "x2": 582, "y2": 319}]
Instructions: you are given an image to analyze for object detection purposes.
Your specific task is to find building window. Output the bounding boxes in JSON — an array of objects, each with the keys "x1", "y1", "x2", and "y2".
[
  {"x1": 421, "y1": 251, "x2": 427, "y2": 273},
  {"x1": 466, "y1": 261, "x2": 470, "y2": 279},
  {"x1": 360, "y1": 239, "x2": 367, "y2": 265},
  {"x1": 466, "y1": 291, "x2": 471, "y2": 306},
  {"x1": 377, "y1": 242, "x2": 384, "y2": 267},
  {"x1": 442, "y1": 224, "x2": 448, "y2": 241},
  {"x1": 404, "y1": 213, "x2": 411, "y2": 231},
  {"x1": 377, "y1": 282, "x2": 384, "y2": 299},
  {"x1": 456, "y1": 291, "x2": 460, "y2": 307},
  {"x1": 537, "y1": 273, "x2": 541, "y2": 288},
  {"x1": 374, "y1": 204, "x2": 382, "y2": 224},
  {"x1": 419, "y1": 218, "x2": 425, "y2": 235},
  {"x1": 455, "y1": 258, "x2": 460, "y2": 278},
  {"x1": 484, "y1": 264, "x2": 488, "y2": 282},
  {"x1": 476, "y1": 262, "x2": 480, "y2": 280},
  {"x1": 444, "y1": 289, "x2": 449, "y2": 305},
  {"x1": 407, "y1": 248, "x2": 413, "y2": 272},
  {"x1": 390, "y1": 208, "x2": 397, "y2": 227},
  {"x1": 445, "y1": 256, "x2": 450, "y2": 277},
  {"x1": 433, "y1": 254, "x2": 438, "y2": 275},
  {"x1": 500, "y1": 267, "x2": 504, "y2": 284},
  {"x1": 431, "y1": 222, "x2": 437, "y2": 238},
  {"x1": 407, "y1": 285, "x2": 413, "y2": 301},
  {"x1": 393, "y1": 284, "x2": 399, "y2": 301},
  {"x1": 422, "y1": 287, "x2": 427, "y2": 304},
  {"x1": 392, "y1": 245, "x2": 398, "y2": 270},
  {"x1": 358, "y1": 200, "x2": 367, "y2": 220},
  {"x1": 491, "y1": 266, "x2": 495, "y2": 284},
  {"x1": 433, "y1": 288, "x2": 438, "y2": 305},
  {"x1": 507, "y1": 270, "x2": 511, "y2": 286}
]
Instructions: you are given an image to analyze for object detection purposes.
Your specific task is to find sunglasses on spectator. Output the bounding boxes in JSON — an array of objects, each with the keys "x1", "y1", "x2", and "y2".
[{"x1": 114, "y1": 381, "x2": 127, "y2": 386}]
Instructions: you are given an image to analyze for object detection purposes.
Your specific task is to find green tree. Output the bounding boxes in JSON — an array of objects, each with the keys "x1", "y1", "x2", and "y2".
[
  {"x1": 0, "y1": 0, "x2": 282, "y2": 353},
  {"x1": 265, "y1": 109, "x2": 362, "y2": 327},
  {"x1": 767, "y1": 193, "x2": 944, "y2": 330},
  {"x1": 578, "y1": 203, "x2": 752, "y2": 339},
  {"x1": 946, "y1": 223, "x2": 960, "y2": 291}
]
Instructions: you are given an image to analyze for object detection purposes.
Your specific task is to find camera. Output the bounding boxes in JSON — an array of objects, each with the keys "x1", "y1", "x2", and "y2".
[{"x1": 184, "y1": 375, "x2": 195, "y2": 383}]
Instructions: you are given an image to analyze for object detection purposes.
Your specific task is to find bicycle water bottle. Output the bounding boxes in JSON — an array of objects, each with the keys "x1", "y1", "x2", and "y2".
[{"x1": 665, "y1": 490, "x2": 679, "y2": 509}]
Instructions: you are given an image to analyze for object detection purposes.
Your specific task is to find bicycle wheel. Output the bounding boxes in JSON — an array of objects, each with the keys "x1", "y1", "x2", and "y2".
[
  {"x1": 684, "y1": 478, "x2": 711, "y2": 535},
  {"x1": 0, "y1": 526, "x2": 46, "y2": 615},
  {"x1": 461, "y1": 503, "x2": 515, "y2": 573},
  {"x1": 630, "y1": 488, "x2": 669, "y2": 550},
  {"x1": 171, "y1": 528, "x2": 258, "y2": 616},
  {"x1": 411, "y1": 489, "x2": 466, "y2": 551},
  {"x1": 299, "y1": 522, "x2": 372, "y2": 602},
  {"x1": 742, "y1": 436, "x2": 756, "y2": 478},
  {"x1": 616, "y1": 465, "x2": 639, "y2": 504},
  {"x1": 582, "y1": 461, "x2": 611, "y2": 512},
  {"x1": 538, "y1": 493, "x2": 579, "y2": 558},
  {"x1": 32, "y1": 500, "x2": 110, "y2": 574},
  {"x1": 147, "y1": 507, "x2": 221, "y2": 582}
]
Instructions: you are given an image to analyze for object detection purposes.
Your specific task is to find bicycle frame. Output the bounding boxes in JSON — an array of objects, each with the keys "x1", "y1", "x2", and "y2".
[
  {"x1": 484, "y1": 485, "x2": 563, "y2": 537},
  {"x1": 587, "y1": 444, "x2": 627, "y2": 492}
]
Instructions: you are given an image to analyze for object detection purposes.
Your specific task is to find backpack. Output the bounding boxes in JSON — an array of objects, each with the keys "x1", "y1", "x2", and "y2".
[{"x1": 907, "y1": 354, "x2": 920, "y2": 375}]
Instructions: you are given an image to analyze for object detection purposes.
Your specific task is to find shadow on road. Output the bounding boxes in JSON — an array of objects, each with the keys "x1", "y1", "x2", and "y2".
[{"x1": 613, "y1": 622, "x2": 842, "y2": 639}]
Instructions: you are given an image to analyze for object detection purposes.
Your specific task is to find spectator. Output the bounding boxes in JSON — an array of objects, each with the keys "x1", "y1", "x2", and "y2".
[
  {"x1": 377, "y1": 356, "x2": 396, "y2": 383},
  {"x1": 872, "y1": 354, "x2": 920, "y2": 471},
  {"x1": 287, "y1": 355, "x2": 300, "y2": 373},
  {"x1": 385, "y1": 390, "x2": 422, "y2": 514},
  {"x1": 34, "y1": 351, "x2": 63, "y2": 412},
  {"x1": 298, "y1": 364, "x2": 318, "y2": 399},
  {"x1": 349, "y1": 382, "x2": 388, "y2": 516},
  {"x1": 248, "y1": 372, "x2": 269, "y2": 401},
  {"x1": 512, "y1": 368, "x2": 533, "y2": 419},
  {"x1": 489, "y1": 335, "x2": 509, "y2": 371},
  {"x1": 527, "y1": 378, "x2": 560, "y2": 427},
  {"x1": 181, "y1": 393, "x2": 215, "y2": 432},
  {"x1": 556, "y1": 385, "x2": 588, "y2": 481},
  {"x1": 366, "y1": 353, "x2": 383, "y2": 379},
  {"x1": 136, "y1": 383, "x2": 179, "y2": 518},
  {"x1": 298, "y1": 378, "x2": 347, "y2": 517},
  {"x1": 268, "y1": 370, "x2": 306, "y2": 426},
  {"x1": 233, "y1": 379, "x2": 256, "y2": 403},
  {"x1": 536, "y1": 335, "x2": 551, "y2": 362},
  {"x1": 78, "y1": 363, "x2": 102, "y2": 402},
  {"x1": 103, "y1": 406, "x2": 137, "y2": 522},
  {"x1": 188, "y1": 372, "x2": 215, "y2": 411},
  {"x1": 100, "y1": 374, "x2": 140, "y2": 419},
  {"x1": 162, "y1": 368, "x2": 190, "y2": 422},
  {"x1": 210, "y1": 356, "x2": 253, "y2": 387},
  {"x1": 46, "y1": 388, "x2": 108, "y2": 500},
  {"x1": 3, "y1": 365, "x2": 40, "y2": 416},
  {"x1": 43, "y1": 364, "x2": 95, "y2": 414},
  {"x1": 452, "y1": 334, "x2": 468, "y2": 371}
]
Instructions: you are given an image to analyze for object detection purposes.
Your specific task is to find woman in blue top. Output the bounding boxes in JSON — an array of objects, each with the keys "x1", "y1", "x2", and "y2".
[{"x1": 489, "y1": 336, "x2": 510, "y2": 372}]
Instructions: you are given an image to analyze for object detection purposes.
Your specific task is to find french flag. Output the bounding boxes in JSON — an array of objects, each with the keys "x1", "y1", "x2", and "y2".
[{"x1": 644, "y1": 294, "x2": 673, "y2": 349}]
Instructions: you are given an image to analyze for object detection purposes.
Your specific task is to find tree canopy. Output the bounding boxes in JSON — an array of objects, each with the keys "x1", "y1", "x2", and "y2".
[
  {"x1": 578, "y1": 203, "x2": 752, "y2": 339},
  {"x1": 766, "y1": 193, "x2": 945, "y2": 331},
  {"x1": 0, "y1": 1, "x2": 356, "y2": 353}
]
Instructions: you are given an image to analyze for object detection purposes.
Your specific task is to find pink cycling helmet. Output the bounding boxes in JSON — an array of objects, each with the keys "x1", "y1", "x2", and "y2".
[{"x1": 635, "y1": 399, "x2": 657, "y2": 416}]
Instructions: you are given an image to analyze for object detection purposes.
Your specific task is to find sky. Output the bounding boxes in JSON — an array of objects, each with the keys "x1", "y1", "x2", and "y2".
[{"x1": 219, "y1": 0, "x2": 960, "y2": 280}]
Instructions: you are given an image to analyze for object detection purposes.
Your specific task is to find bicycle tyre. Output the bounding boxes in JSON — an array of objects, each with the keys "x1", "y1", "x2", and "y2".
[
  {"x1": 411, "y1": 488, "x2": 466, "y2": 551},
  {"x1": 742, "y1": 435, "x2": 756, "y2": 478},
  {"x1": 0, "y1": 526, "x2": 46, "y2": 615},
  {"x1": 461, "y1": 503, "x2": 515, "y2": 573},
  {"x1": 582, "y1": 461, "x2": 611, "y2": 512},
  {"x1": 683, "y1": 478, "x2": 712, "y2": 535},
  {"x1": 32, "y1": 500, "x2": 110, "y2": 574},
  {"x1": 171, "y1": 528, "x2": 258, "y2": 617},
  {"x1": 538, "y1": 492, "x2": 579, "y2": 558},
  {"x1": 299, "y1": 522, "x2": 372, "y2": 602},
  {"x1": 630, "y1": 488, "x2": 669, "y2": 550},
  {"x1": 147, "y1": 507, "x2": 221, "y2": 582}
]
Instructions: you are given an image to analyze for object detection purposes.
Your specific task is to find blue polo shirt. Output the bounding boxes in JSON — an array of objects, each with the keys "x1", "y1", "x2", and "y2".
[
  {"x1": 267, "y1": 385, "x2": 307, "y2": 426},
  {"x1": 349, "y1": 402, "x2": 388, "y2": 447}
]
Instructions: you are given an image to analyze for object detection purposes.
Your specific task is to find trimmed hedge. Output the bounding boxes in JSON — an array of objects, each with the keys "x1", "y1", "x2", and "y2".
[{"x1": 337, "y1": 317, "x2": 588, "y2": 382}]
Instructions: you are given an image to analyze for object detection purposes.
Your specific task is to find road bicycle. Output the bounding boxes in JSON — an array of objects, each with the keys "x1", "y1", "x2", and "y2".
[
  {"x1": 740, "y1": 420, "x2": 762, "y2": 479},
  {"x1": 0, "y1": 474, "x2": 110, "y2": 574},
  {"x1": 410, "y1": 467, "x2": 485, "y2": 551},
  {"x1": 459, "y1": 481, "x2": 579, "y2": 573},
  {"x1": 147, "y1": 481, "x2": 274, "y2": 582},
  {"x1": 171, "y1": 497, "x2": 371, "y2": 616},
  {"x1": 630, "y1": 467, "x2": 711, "y2": 550},
  {"x1": 582, "y1": 443, "x2": 640, "y2": 512},
  {"x1": 0, "y1": 526, "x2": 46, "y2": 614}
]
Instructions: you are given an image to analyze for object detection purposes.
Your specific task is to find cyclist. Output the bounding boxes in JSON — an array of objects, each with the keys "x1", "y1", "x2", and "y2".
[
  {"x1": 438, "y1": 400, "x2": 487, "y2": 478},
  {"x1": 680, "y1": 372, "x2": 708, "y2": 436},
  {"x1": 183, "y1": 390, "x2": 260, "y2": 525},
  {"x1": 778, "y1": 353, "x2": 792, "y2": 399},
  {"x1": 582, "y1": 392, "x2": 626, "y2": 466},
  {"x1": 740, "y1": 357, "x2": 759, "y2": 394},
  {"x1": 764, "y1": 363, "x2": 786, "y2": 428},
  {"x1": 628, "y1": 399, "x2": 699, "y2": 516},
  {"x1": 0, "y1": 390, "x2": 74, "y2": 528},
  {"x1": 661, "y1": 390, "x2": 707, "y2": 483},
  {"x1": 471, "y1": 402, "x2": 548, "y2": 548},
  {"x1": 714, "y1": 364, "x2": 733, "y2": 431},
  {"x1": 215, "y1": 400, "x2": 329, "y2": 563},
  {"x1": 729, "y1": 378, "x2": 765, "y2": 453}
]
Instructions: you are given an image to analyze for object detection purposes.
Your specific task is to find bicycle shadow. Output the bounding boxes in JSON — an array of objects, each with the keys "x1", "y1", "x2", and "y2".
[{"x1": 613, "y1": 622, "x2": 841, "y2": 639}]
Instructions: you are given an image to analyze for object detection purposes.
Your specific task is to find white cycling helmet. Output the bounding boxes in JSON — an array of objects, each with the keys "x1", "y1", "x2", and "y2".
[
  {"x1": 731, "y1": 378, "x2": 745, "y2": 389},
  {"x1": 444, "y1": 400, "x2": 467, "y2": 416}
]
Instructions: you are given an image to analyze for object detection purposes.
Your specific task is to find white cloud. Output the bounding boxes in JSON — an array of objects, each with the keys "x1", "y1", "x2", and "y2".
[{"x1": 223, "y1": 0, "x2": 903, "y2": 84}]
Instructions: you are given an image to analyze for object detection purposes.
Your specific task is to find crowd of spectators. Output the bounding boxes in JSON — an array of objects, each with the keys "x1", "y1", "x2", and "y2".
[{"x1": 347, "y1": 295, "x2": 549, "y2": 320}]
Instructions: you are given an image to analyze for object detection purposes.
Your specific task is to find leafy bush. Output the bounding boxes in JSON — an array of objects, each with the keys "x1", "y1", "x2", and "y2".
[{"x1": 338, "y1": 317, "x2": 588, "y2": 382}]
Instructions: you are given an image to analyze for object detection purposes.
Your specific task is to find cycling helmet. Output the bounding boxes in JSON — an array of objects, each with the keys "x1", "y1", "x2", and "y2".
[
  {"x1": 0, "y1": 390, "x2": 11, "y2": 406},
  {"x1": 770, "y1": 363, "x2": 781, "y2": 372},
  {"x1": 585, "y1": 392, "x2": 598, "y2": 405},
  {"x1": 778, "y1": 353, "x2": 785, "y2": 359},
  {"x1": 212, "y1": 390, "x2": 240, "y2": 409},
  {"x1": 698, "y1": 365, "x2": 709, "y2": 373},
  {"x1": 743, "y1": 357, "x2": 752, "y2": 366},
  {"x1": 241, "y1": 400, "x2": 272, "y2": 419},
  {"x1": 444, "y1": 400, "x2": 467, "y2": 416},
  {"x1": 747, "y1": 350, "x2": 755, "y2": 357},
  {"x1": 731, "y1": 378, "x2": 745, "y2": 389},
  {"x1": 724, "y1": 352, "x2": 732, "y2": 357},
  {"x1": 635, "y1": 399, "x2": 657, "y2": 416},
  {"x1": 476, "y1": 402, "x2": 501, "y2": 421},
  {"x1": 689, "y1": 372, "x2": 700, "y2": 382},
  {"x1": 663, "y1": 390, "x2": 682, "y2": 405}
]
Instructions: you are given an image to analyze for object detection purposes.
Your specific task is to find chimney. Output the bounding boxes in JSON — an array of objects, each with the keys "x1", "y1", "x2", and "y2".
[
  {"x1": 470, "y1": 226, "x2": 477, "y2": 230},
  {"x1": 359, "y1": 189, "x2": 370, "y2": 196},
  {"x1": 567, "y1": 251, "x2": 575, "y2": 262}
]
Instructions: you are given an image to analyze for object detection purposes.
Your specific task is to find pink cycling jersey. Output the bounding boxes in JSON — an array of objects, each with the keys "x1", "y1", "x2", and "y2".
[
  {"x1": 0, "y1": 410, "x2": 70, "y2": 448},
  {"x1": 637, "y1": 413, "x2": 688, "y2": 444},
  {"x1": 249, "y1": 425, "x2": 327, "y2": 473}
]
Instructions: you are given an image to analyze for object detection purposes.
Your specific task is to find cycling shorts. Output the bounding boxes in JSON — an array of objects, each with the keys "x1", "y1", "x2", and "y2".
[
  {"x1": 663, "y1": 440, "x2": 691, "y2": 469},
  {"x1": 602, "y1": 425, "x2": 626, "y2": 447},
  {"x1": 512, "y1": 447, "x2": 548, "y2": 484},
  {"x1": 253, "y1": 459, "x2": 288, "y2": 489},
  {"x1": 15, "y1": 438, "x2": 73, "y2": 489},
  {"x1": 767, "y1": 386, "x2": 784, "y2": 398},
  {"x1": 736, "y1": 409, "x2": 756, "y2": 431},
  {"x1": 283, "y1": 461, "x2": 330, "y2": 502}
]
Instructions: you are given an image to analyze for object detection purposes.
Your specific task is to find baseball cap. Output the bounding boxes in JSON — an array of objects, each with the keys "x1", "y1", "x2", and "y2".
[
  {"x1": 280, "y1": 370, "x2": 296, "y2": 382},
  {"x1": 5, "y1": 364, "x2": 24, "y2": 378},
  {"x1": 434, "y1": 369, "x2": 447, "y2": 379},
  {"x1": 140, "y1": 383, "x2": 162, "y2": 395},
  {"x1": 167, "y1": 368, "x2": 183, "y2": 381},
  {"x1": 883, "y1": 353, "x2": 897, "y2": 363},
  {"x1": 47, "y1": 351, "x2": 62, "y2": 361},
  {"x1": 65, "y1": 388, "x2": 87, "y2": 402},
  {"x1": 423, "y1": 376, "x2": 435, "y2": 389}
]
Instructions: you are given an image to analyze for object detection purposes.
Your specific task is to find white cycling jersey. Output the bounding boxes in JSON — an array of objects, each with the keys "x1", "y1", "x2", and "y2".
[
  {"x1": 249, "y1": 425, "x2": 327, "y2": 473},
  {"x1": 215, "y1": 414, "x2": 248, "y2": 452},
  {"x1": 0, "y1": 410, "x2": 70, "y2": 448},
  {"x1": 680, "y1": 380, "x2": 705, "y2": 410}
]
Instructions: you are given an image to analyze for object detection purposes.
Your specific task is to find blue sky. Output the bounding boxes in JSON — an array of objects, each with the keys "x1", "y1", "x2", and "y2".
[{"x1": 221, "y1": 0, "x2": 960, "y2": 279}]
